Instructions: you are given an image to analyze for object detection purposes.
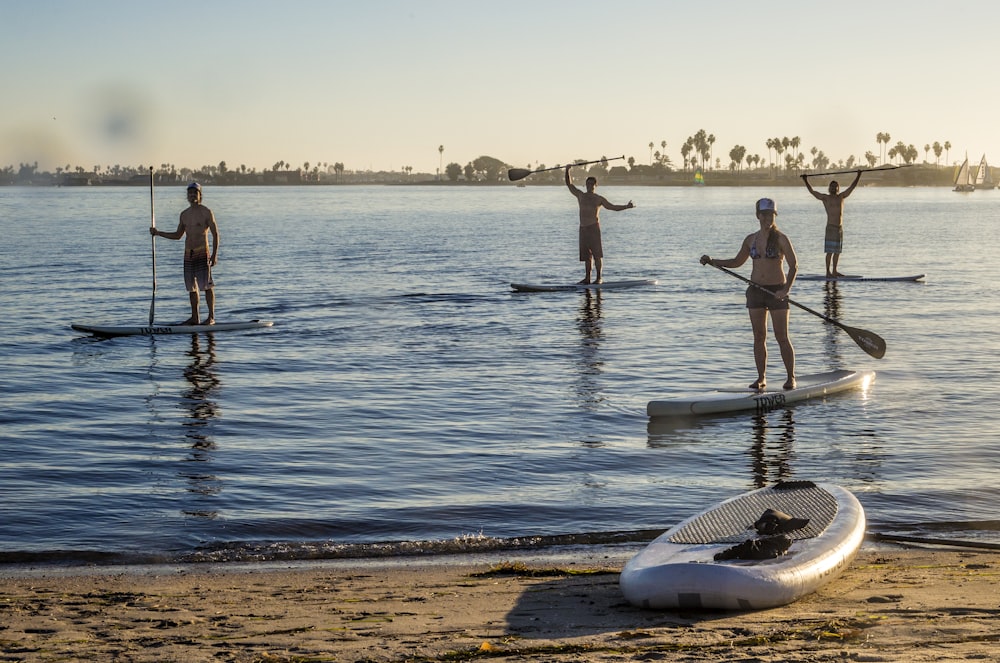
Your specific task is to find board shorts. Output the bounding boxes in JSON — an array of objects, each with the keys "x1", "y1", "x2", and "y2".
[
  {"x1": 824, "y1": 224, "x2": 843, "y2": 254},
  {"x1": 184, "y1": 249, "x2": 214, "y2": 293},
  {"x1": 746, "y1": 283, "x2": 789, "y2": 311},
  {"x1": 579, "y1": 223, "x2": 603, "y2": 261}
]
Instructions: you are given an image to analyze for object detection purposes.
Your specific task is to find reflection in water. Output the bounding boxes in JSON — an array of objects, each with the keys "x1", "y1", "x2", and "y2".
[
  {"x1": 748, "y1": 408, "x2": 796, "y2": 487},
  {"x1": 821, "y1": 281, "x2": 844, "y2": 362},
  {"x1": 179, "y1": 334, "x2": 222, "y2": 516},
  {"x1": 575, "y1": 289, "x2": 604, "y2": 413}
]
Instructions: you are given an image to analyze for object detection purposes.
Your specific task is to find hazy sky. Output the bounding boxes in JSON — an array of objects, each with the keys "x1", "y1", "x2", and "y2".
[{"x1": 4, "y1": 1, "x2": 998, "y2": 174}]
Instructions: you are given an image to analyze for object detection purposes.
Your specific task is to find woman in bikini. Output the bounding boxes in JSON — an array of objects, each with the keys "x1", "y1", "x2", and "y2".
[{"x1": 700, "y1": 197, "x2": 798, "y2": 391}]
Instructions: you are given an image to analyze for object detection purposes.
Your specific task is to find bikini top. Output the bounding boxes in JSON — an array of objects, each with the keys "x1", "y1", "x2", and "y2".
[{"x1": 749, "y1": 232, "x2": 780, "y2": 260}]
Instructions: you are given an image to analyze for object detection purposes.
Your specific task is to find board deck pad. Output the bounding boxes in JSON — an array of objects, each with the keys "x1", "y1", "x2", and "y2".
[
  {"x1": 669, "y1": 482, "x2": 838, "y2": 544},
  {"x1": 510, "y1": 279, "x2": 657, "y2": 293}
]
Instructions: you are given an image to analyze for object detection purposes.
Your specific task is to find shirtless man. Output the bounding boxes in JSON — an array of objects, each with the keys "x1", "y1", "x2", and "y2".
[
  {"x1": 801, "y1": 170, "x2": 862, "y2": 277},
  {"x1": 565, "y1": 165, "x2": 634, "y2": 284},
  {"x1": 150, "y1": 182, "x2": 219, "y2": 325}
]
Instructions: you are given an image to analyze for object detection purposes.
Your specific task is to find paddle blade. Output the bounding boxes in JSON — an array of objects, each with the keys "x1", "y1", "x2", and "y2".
[
  {"x1": 148, "y1": 296, "x2": 155, "y2": 326},
  {"x1": 507, "y1": 168, "x2": 532, "y2": 181},
  {"x1": 843, "y1": 324, "x2": 886, "y2": 359}
]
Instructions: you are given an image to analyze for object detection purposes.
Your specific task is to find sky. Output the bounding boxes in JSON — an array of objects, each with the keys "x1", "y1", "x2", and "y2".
[{"x1": 4, "y1": 1, "x2": 999, "y2": 175}]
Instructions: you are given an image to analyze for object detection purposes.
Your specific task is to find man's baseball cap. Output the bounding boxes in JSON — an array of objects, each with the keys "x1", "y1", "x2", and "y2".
[
  {"x1": 187, "y1": 182, "x2": 201, "y2": 191},
  {"x1": 756, "y1": 198, "x2": 777, "y2": 214}
]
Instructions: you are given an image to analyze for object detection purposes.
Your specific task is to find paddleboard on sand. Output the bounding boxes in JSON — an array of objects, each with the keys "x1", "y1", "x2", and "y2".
[
  {"x1": 647, "y1": 369, "x2": 874, "y2": 418},
  {"x1": 797, "y1": 274, "x2": 925, "y2": 282},
  {"x1": 510, "y1": 279, "x2": 657, "y2": 293},
  {"x1": 71, "y1": 320, "x2": 274, "y2": 337},
  {"x1": 620, "y1": 481, "x2": 865, "y2": 610}
]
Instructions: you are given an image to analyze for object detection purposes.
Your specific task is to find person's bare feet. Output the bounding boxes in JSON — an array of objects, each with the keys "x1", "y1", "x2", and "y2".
[
  {"x1": 749, "y1": 379, "x2": 766, "y2": 391},
  {"x1": 202, "y1": 318, "x2": 215, "y2": 326}
]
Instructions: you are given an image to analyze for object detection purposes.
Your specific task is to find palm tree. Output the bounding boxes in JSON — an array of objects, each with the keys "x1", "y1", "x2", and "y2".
[
  {"x1": 729, "y1": 145, "x2": 746, "y2": 173},
  {"x1": 438, "y1": 145, "x2": 444, "y2": 180},
  {"x1": 923, "y1": 144, "x2": 930, "y2": 163},
  {"x1": 878, "y1": 133, "x2": 890, "y2": 164},
  {"x1": 773, "y1": 138, "x2": 784, "y2": 174},
  {"x1": 648, "y1": 141, "x2": 654, "y2": 165},
  {"x1": 944, "y1": 141, "x2": 952, "y2": 164}
]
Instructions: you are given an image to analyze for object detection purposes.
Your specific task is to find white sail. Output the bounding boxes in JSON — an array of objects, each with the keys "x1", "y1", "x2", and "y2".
[
  {"x1": 954, "y1": 156, "x2": 973, "y2": 192},
  {"x1": 975, "y1": 154, "x2": 994, "y2": 190}
]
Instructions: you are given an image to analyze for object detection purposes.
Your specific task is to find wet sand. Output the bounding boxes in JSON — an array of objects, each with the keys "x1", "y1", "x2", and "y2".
[{"x1": 1, "y1": 545, "x2": 998, "y2": 662}]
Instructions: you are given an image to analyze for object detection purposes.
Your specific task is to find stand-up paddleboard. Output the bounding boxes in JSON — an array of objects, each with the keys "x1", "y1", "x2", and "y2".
[
  {"x1": 620, "y1": 481, "x2": 865, "y2": 610},
  {"x1": 71, "y1": 319, "x2": 273, "y2": 337},
  {"x1": 510, "y1": 278, "x2": 657, "y2": 293},
  {"x1": 797, "y1": 274, "x2": 925, "y2": 282},
  {"x1": 647, "y1": 369, "x2": 874, "y2": 418}
]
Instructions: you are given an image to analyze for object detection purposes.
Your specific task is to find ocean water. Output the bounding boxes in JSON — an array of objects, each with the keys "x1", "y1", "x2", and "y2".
[{"x1": 1, "y1": 183, "x2": 998, "y2": 565}]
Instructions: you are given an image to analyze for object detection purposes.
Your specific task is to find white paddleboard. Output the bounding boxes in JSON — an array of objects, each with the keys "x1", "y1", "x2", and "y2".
[
  {"x1": 71, "y1": 319, "x2": 274, "y2": 337},
  {"x1": 510, "y1": 278, "x2": 657, "y2": 293},
  {"x1": 797, "y1": 274, "x2": 925, "y2": 282},
  {"x1": 647, "y1": 369, "x2": 875, "y2": 418},
  {"x1": 620, "y1": 481, "x2": 865, "y2": 610}
]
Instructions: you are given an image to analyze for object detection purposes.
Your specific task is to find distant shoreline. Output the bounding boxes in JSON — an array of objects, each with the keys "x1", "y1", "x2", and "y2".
[{"x1": 2, "y1": 162, "x2": 971, "y2": 188}]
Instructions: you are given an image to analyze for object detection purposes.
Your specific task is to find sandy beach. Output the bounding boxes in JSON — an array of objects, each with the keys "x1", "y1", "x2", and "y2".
[{"x1": 1, "y1": 545, "x2": 998, "y2": 662}]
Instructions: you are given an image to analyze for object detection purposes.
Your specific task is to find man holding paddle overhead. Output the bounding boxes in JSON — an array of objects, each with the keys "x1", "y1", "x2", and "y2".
[
  {"x1": 150, "y1": 182, "x2": 220, "y2": 325},
  {"x1": 801, "y1": 170, "x2": 862, "y2": 278},
  {"x1": 565, "y1": 165, "x2": 634, "y2": 284}
]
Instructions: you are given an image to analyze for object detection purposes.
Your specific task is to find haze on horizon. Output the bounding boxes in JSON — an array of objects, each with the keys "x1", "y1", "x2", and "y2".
[{"x1": 3, "y1": 1, "x2": 998, "y2": 176}]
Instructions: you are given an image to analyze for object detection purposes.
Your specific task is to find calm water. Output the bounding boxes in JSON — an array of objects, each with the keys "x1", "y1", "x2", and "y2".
[{"x1": 1, "y1": 183, "x2": 998, "y2": 565}]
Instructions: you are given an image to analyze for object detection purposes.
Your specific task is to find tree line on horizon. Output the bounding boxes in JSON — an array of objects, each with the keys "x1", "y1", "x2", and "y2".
[{"x1": 1, "y1": 131, "x2": 965, "y2": 186}]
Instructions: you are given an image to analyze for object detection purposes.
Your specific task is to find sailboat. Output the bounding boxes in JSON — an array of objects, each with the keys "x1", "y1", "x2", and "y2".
[
  {"x1": 954, "y1": 156, "x2": 974, "y2": 192},
  {"x1": 974, "y1": 154, "x2": 995, "y2": 190}
]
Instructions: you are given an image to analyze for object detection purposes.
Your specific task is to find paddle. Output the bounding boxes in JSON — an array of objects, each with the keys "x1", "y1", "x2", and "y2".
[
  {"x1": 705, "y1": 262, "x2": 886, "y2": 359},
  {"x1": 801, "y1": 164, "x2": 911, "y2": 178},
  {"x1": 148, "y1": 166, "x2": 156, "y2": 326},
  {"x1": 507, "y1": 155, "x2": 625, "y2": 182}
]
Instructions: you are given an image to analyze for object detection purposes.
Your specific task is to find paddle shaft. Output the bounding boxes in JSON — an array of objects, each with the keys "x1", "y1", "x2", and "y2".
[
  {"x1": 148, "y1": 166, "x2": 156, "y2": 325},
  {"x1": 871, "y1": 532, "x2": 1000, "y2": 552},
  {"x1": 706, "y1": 262, "x2": 886, "y2": 359},
  {"x1": 802, "y1": 164, "x2": 911, "y2": 178},
  {"x1": 507, "y1": 155, "x2": 624, "y2": 181}
]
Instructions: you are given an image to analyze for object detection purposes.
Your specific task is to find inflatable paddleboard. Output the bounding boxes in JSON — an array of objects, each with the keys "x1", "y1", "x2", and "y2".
[
  {"x1": 510, "y1": 279, "x2": 657, "y2": 293},
  {"x1": 797, "y1": 274, "x2": 925, "y2": 282},
  {"x1": 71, "y1": 319, "x2": 274, "y2": 337},
  {"x1": 646, "y1": 369, "x2": 874, "y2": 418},
  {"x1": 620, "y1": 481, "x2": 865, "y2": 610}
]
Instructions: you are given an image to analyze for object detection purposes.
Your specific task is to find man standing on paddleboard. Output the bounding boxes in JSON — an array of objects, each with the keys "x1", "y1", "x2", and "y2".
[
  {"x1": 700, "y1": 198, "x2": 798, "y2": 391},
  {"x1": 150, "y1": 182, "x2": 220, "y2": 325},
  {"x1": 801, "y1": 170, "x2": 861, "y2": 278},
  {"x1": 565, "y1": 165, "x2": 634, "y2": 284}
]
